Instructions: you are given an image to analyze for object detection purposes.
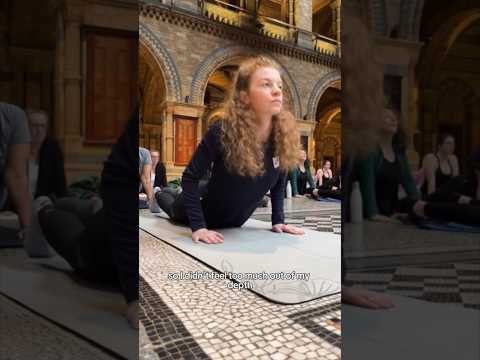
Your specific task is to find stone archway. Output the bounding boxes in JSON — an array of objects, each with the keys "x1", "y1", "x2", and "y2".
[
  {"x1": 416, "y1": 7, "x2": 480, "y2": 155},
  {"x1": 189, "y1": 45, "x2": 302, "y2": 119},
  {"x1": 306, "y1": 71, "x2": 340, "y2": 121},
  {"x1": 139, "y1": 42, "x2": 167, "y2": 151},
  {"x1": 139, "y1": 23, "x2": 182, "y2": 103}
]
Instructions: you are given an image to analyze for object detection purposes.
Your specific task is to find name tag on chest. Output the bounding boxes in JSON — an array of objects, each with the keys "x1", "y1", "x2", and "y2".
[{"x1": 272, "y1": 156, "x2": 280, "y2": 168}]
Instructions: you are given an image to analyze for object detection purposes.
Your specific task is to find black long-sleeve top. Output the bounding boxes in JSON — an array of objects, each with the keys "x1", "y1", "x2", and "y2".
[
  {"x1": 35, "y1": 137, "x2": 67, "y2": 198},
  {"x1": 181, "y1": 121, "x2": 286, "y2": 232},
  {"x1": 100, "y1": 109, "x2": 139, "y2": 303}
]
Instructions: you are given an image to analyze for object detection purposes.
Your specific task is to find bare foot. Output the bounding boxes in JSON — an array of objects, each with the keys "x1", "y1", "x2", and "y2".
[{"x1": 342, "y1": 286, "x2": 394, "y2": 309}]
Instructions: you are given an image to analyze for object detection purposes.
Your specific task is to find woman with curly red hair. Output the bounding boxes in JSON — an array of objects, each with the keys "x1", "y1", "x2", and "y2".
[{"x1": 155, "y1": 55, "x2": 305, "y2": 243}]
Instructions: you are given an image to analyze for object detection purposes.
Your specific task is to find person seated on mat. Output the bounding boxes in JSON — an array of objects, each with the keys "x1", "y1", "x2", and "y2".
[
  {"x1": 154, "y1": 56, "x2": 305, "y2": 244},
  {"x1": 26, "y1": 109, "x2": 67, "y2": 200},
  {"x1": 0, "y1": 102, "x2": 31, "y2": 239},
  {"x1": 139, "y1": 147, "x2": 160, "y2": 212},
  {"x1": 422, "y1": 133, "x2": 459, "y2": 196},
  {"x1": 358, "y1": 105, "x2": 480, "y2": 226},
  {"x1": 33, "y1": 108, "x2": 140, "y2": 329},
  {"x1": 315, "y1": 159, "x2": 334, "y2": 188},
  {"x1": 312, "y1": 174, "x2": 342, "y2": 200},
  {"x1": 291, "y1": 149, "x2": 316, "y2": 197},
  {"x1": 150, "y1": 149, "x2": 167, "y2": 189}
]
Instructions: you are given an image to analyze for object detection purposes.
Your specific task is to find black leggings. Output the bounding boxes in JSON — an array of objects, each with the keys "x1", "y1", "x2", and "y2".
[
  {"x1": 424, "y1": 202, "x2": 480, "y2": 226},
  {"x1": 316, "y1": 188, "x2": 342, "y2": 200},
  {"x1": 38, "y1": 200, "x2": 119, "y2": 285},
  {"x1": 155, "y1": 187, "x2": 189, "y2": 224}
]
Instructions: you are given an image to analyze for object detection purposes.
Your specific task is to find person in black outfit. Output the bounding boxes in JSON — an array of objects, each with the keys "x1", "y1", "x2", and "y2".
[
  {"x1": 357, "y1": 106, "x2": 480, "y2": 226},
  {"x1": 149, "y1": 150, "x2": 168, "y2": 189},
  {"x1": 36, "y1": 108, "x2": 139, "y2": 329},
  {"x1": 26, "y1": 109, "x2": 67, "y2": 199},
  {"x1": 422, "y1": 133, "x2": 459, "y2": 196},
  {"x1": 155, "y1": 56, "x2": 305, "y2": 243}
]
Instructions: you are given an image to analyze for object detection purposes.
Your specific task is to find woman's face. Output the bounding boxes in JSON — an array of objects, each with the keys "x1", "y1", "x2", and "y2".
[
  {"x1": 382, "y1": 109, "x2": 398, "y2": 135},
  {"x1": 324, "y1": 161, "x2": 331, "y2": 170},
  {"x1": 439, "y1": 136, "x2": 455, "y2": 155},
  {"x1": 299, "y1": 150, "x2": 307, "y2": 162},
  {"x1": 244, "y1": 66, "x2": 283, "y2": 120}
]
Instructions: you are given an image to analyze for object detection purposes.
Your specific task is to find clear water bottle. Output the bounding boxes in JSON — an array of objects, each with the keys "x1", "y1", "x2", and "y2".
[
  {"x1": 350, "y1": 181, "x2": 363, "y2": 223},
  {"x1": 286, "y1": 181, "x2": 292, "y2": 198}
]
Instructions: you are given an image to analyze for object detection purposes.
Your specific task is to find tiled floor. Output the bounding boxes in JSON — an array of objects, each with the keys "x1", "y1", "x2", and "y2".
[
  {"x1": 140, "y1": 228, "x2": 341, "y2": 360},
  {"x1": 345, "y1": 261, "x2": 480, "y2": 310},
  {"x1": 0, "y1": 293, "x2": 115, "y2": 360}
]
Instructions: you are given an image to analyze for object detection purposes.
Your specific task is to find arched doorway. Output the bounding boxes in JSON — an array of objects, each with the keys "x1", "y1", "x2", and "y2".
[
  {"x1": 139, "y1": 42, "x2": 167, "y2": 155},
  {"x1": 416, "y1": 1, "x2": 480, "y2": 171},
  {"x1": 313, "y1": 87, "x2": 341, "y2": 174}
]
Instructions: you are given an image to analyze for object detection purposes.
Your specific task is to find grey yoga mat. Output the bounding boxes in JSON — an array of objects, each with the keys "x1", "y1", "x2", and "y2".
[
  {"x1": 342, "y1": 294, "x2": 479, "y2": 360},
  {"x1": 0, "y1": 255, "x2": 137, "y2": 359},
  {"x1": 140, "y1": 211, "x2": 341, "y2": 304}
]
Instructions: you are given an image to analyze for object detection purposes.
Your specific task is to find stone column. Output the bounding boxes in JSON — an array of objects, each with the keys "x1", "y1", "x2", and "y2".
[
  {"x1": 294, "y1": 0, "x2": 313, "y2": 49},
  {"x1": 62, "y1": 0, "x2": 84, "y2": 150}
]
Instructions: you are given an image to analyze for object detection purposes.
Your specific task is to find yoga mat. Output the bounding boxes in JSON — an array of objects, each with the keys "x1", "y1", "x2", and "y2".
[
  {"x1": 140, "y1": 211, "x2": 341, "y2": 304},
  {"x1": 0, "y1": 226, "x2": 22, "y2": 248},
  {"x1": 0, "y1": 255, "x2": 137, "y2": 359},
  {"x1": 317, "y1": 197, "x2": 341, "y2": 203},
  {"x1": 418, "y1": 220, "x2": 480, "y2": 233},
  {"x1": 343, "y1": 294, "x2": 479, "y2": 360}
]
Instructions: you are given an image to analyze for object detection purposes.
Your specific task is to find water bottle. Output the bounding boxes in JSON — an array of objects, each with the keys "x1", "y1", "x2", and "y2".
[
  {"x1": 286, "y1": 181, "x2": 292, "y2": 198},
  {"x1": 350, "y1": 181, "x2": 363, "y2": 224}
]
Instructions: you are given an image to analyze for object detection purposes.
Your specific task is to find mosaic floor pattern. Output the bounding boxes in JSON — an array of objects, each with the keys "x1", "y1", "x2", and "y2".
[
  {"x1": 0, "y1": 294, "x2": 117, "y2": 360},
  {"x1": 140, "y1": 230, "x2": 341, "y2": 360},
  {"x1": 344, "y1": 261, "x2": 480, "y2": 310}
]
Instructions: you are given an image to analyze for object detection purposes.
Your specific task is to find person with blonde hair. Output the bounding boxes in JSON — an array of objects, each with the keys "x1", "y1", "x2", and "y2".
[{"x1": 155, "y1": 55, "x2": 305, "y2": 243}]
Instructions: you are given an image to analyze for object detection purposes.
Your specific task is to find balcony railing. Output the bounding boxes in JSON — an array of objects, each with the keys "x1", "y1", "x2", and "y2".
[{"x1": 145, "y1": 0, "x2": 339, "y2": 56}]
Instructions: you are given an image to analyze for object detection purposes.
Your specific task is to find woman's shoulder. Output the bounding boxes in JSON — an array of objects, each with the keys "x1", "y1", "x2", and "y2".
[{"x1": 422, "y1": 153, "x2": 438, "y2": 167}]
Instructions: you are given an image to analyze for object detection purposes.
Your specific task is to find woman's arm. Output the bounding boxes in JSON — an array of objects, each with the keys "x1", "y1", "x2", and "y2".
[
  {"x1": 423, "y1": 154, "x2": 437, "y2": 195},
  {"x1": 181, "y1": 123, "x2": 222, "y2": 232},
  {"x1": 306, "y1": 167, "x2": 316, "y2": 190},
  {"x1": 358, "y1": 152, "x2": 380, "y2": 219},
  {"x1": 399, "y1": 152, "x2": 421, "y2": 199},
  {"x1": 451, "y1": 155, "x2": 460, "y2": 177},
  {"x1": 5, "y1": 143, "x2": 30, "y2": 228},
  {"x1": 290, "y1": 168, "x2": 299, "y2": 196},
  {"x1": 317, "y1": 169, "x2": 323, "y2": 186},
  {"x1": 140, "y1": 163, "x2": 153, "y2": 201},
  {"x1": 271, "y1": 172, "x2": 304, "y2": 234}
]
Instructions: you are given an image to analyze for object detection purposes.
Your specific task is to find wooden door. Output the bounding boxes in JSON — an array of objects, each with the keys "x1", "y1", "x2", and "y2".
[
  {"x1": 85, "y1": 28, "x2": 138, "y2": 144},
  {"x1": 175, "y1": 117, "x2": 197, "y2": 166}
]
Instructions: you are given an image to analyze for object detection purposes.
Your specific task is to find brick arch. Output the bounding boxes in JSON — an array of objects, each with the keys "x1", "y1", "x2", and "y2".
[
  {"x1": 398, "y1": 0, "x2": 425, "y2": 40},
  {"x1": 189, "y1": 45, "x2": 302, "y2": 119},
  {"x1": 139, "y1": 23, "x2": 182, "y2": 102},
  {"x1": 306, "y1": 71, "x2": 341, "y2": 121}
]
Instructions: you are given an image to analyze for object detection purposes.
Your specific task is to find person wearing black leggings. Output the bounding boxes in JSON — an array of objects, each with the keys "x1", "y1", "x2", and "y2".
[
  {"x1": 37, "y1": 108, "x2": 139, "y2": 329},
  {"x1": 358, "y1": 106, "x2": 480, "y2": 226},
  {"x1": 155, "y1": 56, "x2": 305, "y2": 243}
]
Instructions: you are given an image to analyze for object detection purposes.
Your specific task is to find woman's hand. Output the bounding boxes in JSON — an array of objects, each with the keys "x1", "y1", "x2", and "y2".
[
  {"x1": 126, "y1": 300, "x2": 139, "y2": 329},
  {"x1": 342, "y1": 286, "x2": 394, "y2": 309},
  {"x1": 272, "y1": 224, "x2": 305, "y2": 235},
  {"x1": 192, "y1": 228, "x2": 224, "y2": 244}
]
